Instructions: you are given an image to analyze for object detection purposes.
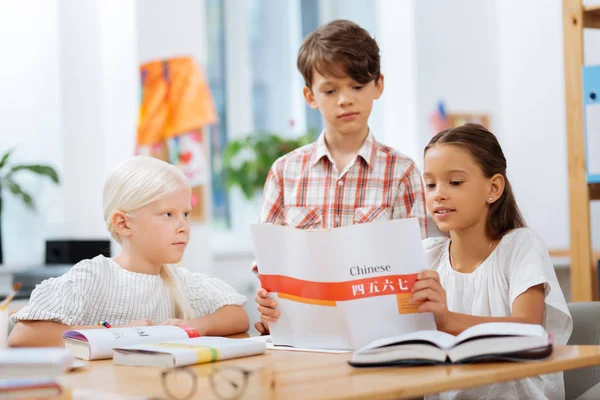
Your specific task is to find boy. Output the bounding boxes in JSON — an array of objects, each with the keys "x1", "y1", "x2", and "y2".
[{"x1": 254, "y1": 20, "x2": 427, "y2": 333}]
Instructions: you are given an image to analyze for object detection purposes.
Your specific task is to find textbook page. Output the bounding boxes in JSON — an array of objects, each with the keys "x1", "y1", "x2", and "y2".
[{"x1": 251, "y1": 218, "x2": 436, "y2": 350}]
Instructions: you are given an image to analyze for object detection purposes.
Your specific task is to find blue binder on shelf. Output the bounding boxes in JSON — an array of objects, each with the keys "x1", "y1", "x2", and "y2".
[{"x1": 583, "y1": 65, "x2": 600, "y2": 184}]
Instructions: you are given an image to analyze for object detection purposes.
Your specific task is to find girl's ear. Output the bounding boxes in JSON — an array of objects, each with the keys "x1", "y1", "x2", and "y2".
[
  {"x1": 488, "y1": 174, "x2": 505, "y2": 203},
  {"x1": 112, "y1": 211, "x2": 133, "y2": 238}
]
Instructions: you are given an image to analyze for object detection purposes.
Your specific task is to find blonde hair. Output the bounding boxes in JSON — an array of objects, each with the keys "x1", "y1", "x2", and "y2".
[{"x1": 103, "y1": 156, "x2": 194, "y2": 319}]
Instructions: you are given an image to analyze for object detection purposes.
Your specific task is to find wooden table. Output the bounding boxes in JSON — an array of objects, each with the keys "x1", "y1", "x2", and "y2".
[{"x1": 57, "y1": 345, "x2": 600, "y2": 399}]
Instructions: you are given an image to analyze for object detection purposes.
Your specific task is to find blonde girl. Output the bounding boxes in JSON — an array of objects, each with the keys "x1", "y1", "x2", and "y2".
[{"x1": 9, "y1": 156, "x2": 248, "y2": 347}]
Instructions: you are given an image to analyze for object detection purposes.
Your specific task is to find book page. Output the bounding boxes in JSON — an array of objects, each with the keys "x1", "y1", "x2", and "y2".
[
  {"x1": 455, "y1": 322, "x2": 547, "y2": 346},
  {"x1": 447, "y1": 335, "x2": 551, "y2": 363},
  {"x1": 356, "y1": 330, "x2": 456, "y2": 352},
  {"x1": 251, "y1": 219, "x2": 436, "y2": 350},
  {"x1": 63, "y1": 326, "x2": 198, "y2": 360}
]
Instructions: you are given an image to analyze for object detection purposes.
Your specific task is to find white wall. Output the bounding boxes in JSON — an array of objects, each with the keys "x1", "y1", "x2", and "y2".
[
  {"x1": 60, "y1": 0, "x2": 138, "y2": 241},
  {"x1": 495, "y1": 0, "x2": 572, "y2": 250},
  {"x1": 416, "y1": 0, "x2": 499, "y2": 150},
  {"x1": 0, "y1": 1, "x2": 63, "y2": 265},
  {"x1": 137, "y1": 0, "x2": 206, "y2": 64},
  {"x1": 375, "y1": 0, "x2": 421, "y2": 167}
]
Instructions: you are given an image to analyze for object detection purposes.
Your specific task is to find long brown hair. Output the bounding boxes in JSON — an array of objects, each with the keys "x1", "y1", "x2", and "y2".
[{"x1": 425, "y1": 123, "x2": 526, "y2": 239}]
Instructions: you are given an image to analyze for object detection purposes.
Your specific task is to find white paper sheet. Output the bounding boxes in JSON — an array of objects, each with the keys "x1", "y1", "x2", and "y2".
[{"x1": 250, "y1": 218, "x2": 437, "y2": 351}]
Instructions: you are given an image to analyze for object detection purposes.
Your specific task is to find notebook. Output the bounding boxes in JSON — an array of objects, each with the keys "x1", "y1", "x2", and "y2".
[
  {"x1": 349, "y1": 322, "x2": 552, "y2": 367},
  {"x1": 112, "y1": 337, "x2": 267, "y2": 368},
  {"x1": 63, "y1": 325, "x2": 199, "y2": 360}
]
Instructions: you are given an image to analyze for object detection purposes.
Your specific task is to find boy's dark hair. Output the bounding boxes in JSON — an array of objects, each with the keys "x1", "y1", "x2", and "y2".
[
  {"x1": 297, "y1": 19, "x2": 380, "y2": 89},
  {"x1": 425, "y1": 123, "x2": 526, "y2": 239}
]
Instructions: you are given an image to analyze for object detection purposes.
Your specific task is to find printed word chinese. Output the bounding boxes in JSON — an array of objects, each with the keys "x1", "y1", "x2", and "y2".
[{"x1": 349, "y1": 264, "x2": 391, "y2": 276}]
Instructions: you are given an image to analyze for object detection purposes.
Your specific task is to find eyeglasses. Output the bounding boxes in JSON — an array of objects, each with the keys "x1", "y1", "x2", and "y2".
[{"x1": 161, "y1": 364, "x2": 275, "y2": 400}]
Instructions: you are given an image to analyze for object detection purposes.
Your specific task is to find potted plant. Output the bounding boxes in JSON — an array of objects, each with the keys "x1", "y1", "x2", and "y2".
[
  {"x1": 223, "y1": 130, "x2": 316, "y2": 200},
  {"x1": 0, "y1": 149, "x2": 60, "y2": 264}
]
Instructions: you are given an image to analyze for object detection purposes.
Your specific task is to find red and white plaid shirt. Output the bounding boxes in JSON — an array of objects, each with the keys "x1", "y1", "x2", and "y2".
[{"x1": 258, "y1": 131, "x2": 428, "y2": 237}]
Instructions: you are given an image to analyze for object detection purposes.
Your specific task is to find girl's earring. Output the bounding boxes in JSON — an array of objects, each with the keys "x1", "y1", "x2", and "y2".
[{"x1": 488, "y1": 197, "x2": 493, "y2": 203}]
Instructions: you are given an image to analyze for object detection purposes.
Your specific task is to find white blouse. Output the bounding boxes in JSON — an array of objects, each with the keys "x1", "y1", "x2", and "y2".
[
  {"x1": 11, "y1": 255, "x2": 246, "y2": 326},
  {"x1": 423, "y1": 228, "x2": 572, "y2": 400}
]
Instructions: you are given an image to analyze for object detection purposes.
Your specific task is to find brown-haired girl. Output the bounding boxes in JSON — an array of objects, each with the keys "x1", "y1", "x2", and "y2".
[{"x1": 413, "y1": 123, "x2": 572, "y2": 400}]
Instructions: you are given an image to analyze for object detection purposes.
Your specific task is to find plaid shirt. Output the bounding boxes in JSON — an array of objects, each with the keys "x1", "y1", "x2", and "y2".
[{"x1": 259, "y1": 131, "x2": 427, "y2": 237}]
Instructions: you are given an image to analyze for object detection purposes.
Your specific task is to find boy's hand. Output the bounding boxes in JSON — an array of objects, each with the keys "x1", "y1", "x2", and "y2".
[
  {"x1": 120, "y1": 319, "x2": 153, "y2": 328},
  {"x1": 255, "y1": 321, "x2": 270, "y2": 335},
  {"x1": 255, "y1": 288, "x2": 279, "y2": 335},
  {"x1": 410, "y1": 270, "x2": 450, "y2": 331}
]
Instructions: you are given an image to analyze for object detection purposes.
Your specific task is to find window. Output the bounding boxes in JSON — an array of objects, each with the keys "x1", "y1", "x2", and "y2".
[
  {"x1": 205, "y1": 0, "x2": 230, "y2": 230},
  {"x1": 300, "y1": 0, "x2": 323, "y2": 134},
  {"x1": 205, "y1": 0, "x2": 321, "y2": 235}
]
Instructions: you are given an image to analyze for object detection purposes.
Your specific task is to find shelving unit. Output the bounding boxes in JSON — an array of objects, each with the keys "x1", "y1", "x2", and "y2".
[{"x1": 562, "y1": 1, "x2": 600, "y2": 301}]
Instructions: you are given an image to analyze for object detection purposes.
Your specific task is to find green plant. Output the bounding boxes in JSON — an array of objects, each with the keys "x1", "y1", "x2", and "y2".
[
  {"x1": 223, "y1": 130, "x2": 317, "y2": 200},
  {"x1": 0, "y1": 149, "x2": 60, "y2": 264}
]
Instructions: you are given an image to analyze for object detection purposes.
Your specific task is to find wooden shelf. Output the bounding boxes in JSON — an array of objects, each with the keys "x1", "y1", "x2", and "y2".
[
  {"x1": 584, "y1": 4, "x2": 600, "y2": 28},
  {"x1": 584, "y1": 4, "x2": 600, "y2": 13},
  {"x1": 563, "y1": 0, "x2": 596, "y2": 301},
  {"x1": 590, "y1": 183, "x2": 600, "y2": 200}
]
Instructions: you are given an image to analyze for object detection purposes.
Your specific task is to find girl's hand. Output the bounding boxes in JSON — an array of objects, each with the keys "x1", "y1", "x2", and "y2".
[
  {"x1": 254, "y1": 288, "x2": 279, "y2": 335},
  {"x1": 410, "y1": 270, "x2": 451, "y2": 331},
  {"x1": 120, "y1": 319, "x2": 153, "y2": 328}
]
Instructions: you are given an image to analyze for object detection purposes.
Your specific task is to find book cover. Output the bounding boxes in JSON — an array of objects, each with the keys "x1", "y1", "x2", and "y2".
[{"x1": 113, "y1": 337, "x2": 267, "y2": 368}]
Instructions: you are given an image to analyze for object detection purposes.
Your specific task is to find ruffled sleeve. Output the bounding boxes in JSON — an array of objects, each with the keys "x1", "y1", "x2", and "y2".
[
  {"x1": 10, "y1": 266, "x2": 86, "y2": 326},
  {"x1": 504, "y1": 228, "x2": 572, "y2": 345}
]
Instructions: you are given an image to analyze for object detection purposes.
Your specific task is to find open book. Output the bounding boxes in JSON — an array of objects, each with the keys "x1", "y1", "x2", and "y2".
[
  {"x1": 63, "y1": 325, "x2": 199, "y2": 360},
  {"x1": 349, "y1": 322, "x2": 553, "y2": 367},
  {"x1": 113, "y1": 337, "x2": 267, "y2": 368}
]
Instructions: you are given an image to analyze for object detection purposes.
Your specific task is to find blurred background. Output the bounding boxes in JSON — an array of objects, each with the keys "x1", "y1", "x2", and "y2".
[{"x1": 0, "y1": 0, "x2": 599, "y2": 328}]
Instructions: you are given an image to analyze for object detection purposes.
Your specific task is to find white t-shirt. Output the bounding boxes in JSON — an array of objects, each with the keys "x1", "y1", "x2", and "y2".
[
  {"x1": 11, "y1": 255, "x2": 246, "y2": 326},
  {"x1": 423, "y1": 228, "x2": 572, "y2": 400}
]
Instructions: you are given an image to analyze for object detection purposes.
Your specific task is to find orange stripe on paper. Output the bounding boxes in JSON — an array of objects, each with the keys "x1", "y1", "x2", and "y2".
[
  {"x1": 396, "y1": 293, "x2": 419, "y2": 315},
  {"x1": 260, "y1": 273, "x2": 418, "y2": 302},
  {"x1": 278, "y1": 293, "x2": 337, "y2": 307}
]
